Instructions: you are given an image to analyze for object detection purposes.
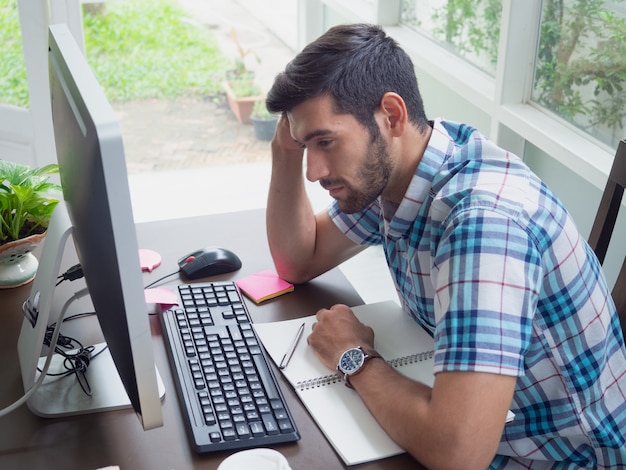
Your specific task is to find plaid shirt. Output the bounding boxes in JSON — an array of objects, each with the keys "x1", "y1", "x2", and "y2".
[{"x1": 329, "y1": 119, "x2": 626, "y2": 468}]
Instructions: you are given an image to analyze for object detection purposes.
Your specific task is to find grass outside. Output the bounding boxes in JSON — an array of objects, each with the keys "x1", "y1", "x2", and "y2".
[
  {"x1": 0, "y1": 0, "x2": 28, "y2": 106},
  {"x1": 0, "y1": 0, "x2": 230, "y2": 108}
]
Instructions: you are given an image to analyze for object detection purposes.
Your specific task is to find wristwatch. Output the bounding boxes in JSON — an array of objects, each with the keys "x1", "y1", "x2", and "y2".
[{"x1": 337, "y1": 346, "x2": 382, "y2": 388}]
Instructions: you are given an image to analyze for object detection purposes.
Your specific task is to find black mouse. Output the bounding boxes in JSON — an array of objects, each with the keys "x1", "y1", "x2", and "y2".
[{"x1": 178, "y1": 247, "x2": 242, "y2": 280}]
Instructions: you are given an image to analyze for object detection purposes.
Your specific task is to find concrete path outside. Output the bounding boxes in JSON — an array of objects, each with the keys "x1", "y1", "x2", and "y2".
[{"x1": 114, "y1": 0, "x2": 295, "y2": 174}]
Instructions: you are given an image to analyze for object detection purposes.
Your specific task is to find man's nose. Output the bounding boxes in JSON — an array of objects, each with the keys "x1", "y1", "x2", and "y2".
[{"x1": 304, "y1": 150, "x2": 330, "y2": 182}]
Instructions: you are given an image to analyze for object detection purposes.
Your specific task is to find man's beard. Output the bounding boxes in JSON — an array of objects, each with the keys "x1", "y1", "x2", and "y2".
[{"x1": 321, "y1": 132, "x2": 392, "y2": 214}]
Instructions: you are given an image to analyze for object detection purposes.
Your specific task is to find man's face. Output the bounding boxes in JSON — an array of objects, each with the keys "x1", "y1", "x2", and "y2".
[{"x1": 287, "y1": 96, "x2": 392, "y2": 214}]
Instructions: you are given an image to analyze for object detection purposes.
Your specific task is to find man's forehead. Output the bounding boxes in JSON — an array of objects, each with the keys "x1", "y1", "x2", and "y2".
[
  {"x1": 287, "y1": 96, "x2": 356, "y2": 141},
  {"x1": 288, "y1": 95, "x2": 334, "y2": 118}
]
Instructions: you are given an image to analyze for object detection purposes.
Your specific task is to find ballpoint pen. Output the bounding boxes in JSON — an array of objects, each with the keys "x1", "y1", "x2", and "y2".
[{"x1": 279, "y1": 322, "x2": 306, "y2": 369}]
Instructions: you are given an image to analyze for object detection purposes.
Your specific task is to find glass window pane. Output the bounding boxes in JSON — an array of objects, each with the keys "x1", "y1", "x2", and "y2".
[
  {"x1": 0, "y1": 0, "x2": 29, "y2": 107},
  {"x1": 532, "y1": 0, "x2": 626, "y2": 147},
  {"x1": 400, "y1": 0, "x2": 502, "y2": 76},
  {"x1": 81, "y1": 0, "x2": 228, "y2": 103}
]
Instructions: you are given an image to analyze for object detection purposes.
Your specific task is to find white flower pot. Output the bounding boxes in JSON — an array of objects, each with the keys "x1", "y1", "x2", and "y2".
[{"x1": 0, "y1": 232, "x2": 46, "y2": 288}]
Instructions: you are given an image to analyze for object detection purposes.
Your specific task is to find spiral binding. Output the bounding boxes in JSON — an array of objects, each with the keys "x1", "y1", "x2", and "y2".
[
  {"x1": 387, "y1": 350, "x2": 434, "y2": 368},
  {"x1": 297, "y1": 373, "x2": 342, "y2": 390},
  {"x1": 295, "y1": 350, "x2": 434, "y2": 391}
]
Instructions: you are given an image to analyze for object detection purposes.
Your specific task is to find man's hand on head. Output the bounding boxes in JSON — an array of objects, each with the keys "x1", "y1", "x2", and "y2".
[{"x1": 271, "y1": 113, "x2": 306, "y2": 156}]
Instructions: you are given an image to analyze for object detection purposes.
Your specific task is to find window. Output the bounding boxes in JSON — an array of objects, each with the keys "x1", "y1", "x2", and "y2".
[
  {"x1": 81, "y1": 1, "x2": 227, "y2": 103},
  {"x1": 532, "y1": 0, "x2": 626, "y2": 147},
  {"x1": 0, "y1": 0, "x2": 29, "y2": 107},
  {"x1": 400, "y1": 0, "x2": 502, "y2": 76}
]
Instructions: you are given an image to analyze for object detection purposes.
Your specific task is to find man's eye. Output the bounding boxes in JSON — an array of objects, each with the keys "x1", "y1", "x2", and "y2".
[{"x1": 318, "y1": 139, "x2": 332, "y2": 148}]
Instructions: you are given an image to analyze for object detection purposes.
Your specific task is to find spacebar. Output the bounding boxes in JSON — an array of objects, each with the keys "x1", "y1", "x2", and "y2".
[{"x1": 252, "y1": 353, "x2": 279, "y2": 400}]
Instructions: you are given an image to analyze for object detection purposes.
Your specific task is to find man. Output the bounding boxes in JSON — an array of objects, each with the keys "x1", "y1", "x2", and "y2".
[{"x1": 265, "y1": 23, "x2": 626, "y2": 469}]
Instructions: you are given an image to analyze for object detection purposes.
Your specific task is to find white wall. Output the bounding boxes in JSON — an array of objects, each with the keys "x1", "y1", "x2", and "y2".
[{"x1": 237, "y1": 0, "x2": 297, "y2": 50}]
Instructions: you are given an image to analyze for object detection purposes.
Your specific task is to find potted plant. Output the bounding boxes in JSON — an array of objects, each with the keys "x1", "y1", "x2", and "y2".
[
  {"x1": 251, "y1": 100, "x2": 279, "y2": 141},
  {"x1": 222, "y1": 28, "x2": 264, "y2": 124},
  {"x1": 0, "y1": 160, "x2": 62, "y2": 288},
  {"x1": 222, "y1": 79, "x2": 264, "y2": 124}
]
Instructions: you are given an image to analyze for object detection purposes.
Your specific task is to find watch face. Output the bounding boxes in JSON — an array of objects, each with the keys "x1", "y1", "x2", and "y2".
[{"x1": 339, "y1": 348, "x2": 364, "y2": 374}]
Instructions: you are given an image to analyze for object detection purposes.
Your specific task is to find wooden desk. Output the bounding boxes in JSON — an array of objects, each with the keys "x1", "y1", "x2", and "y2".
[{"x1": 0, "y1": 209, "x2": 422, "y2": 470}]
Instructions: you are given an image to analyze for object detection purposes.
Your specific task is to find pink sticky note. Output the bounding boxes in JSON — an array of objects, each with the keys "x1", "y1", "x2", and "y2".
[
  {"x1": 144, "y1": 287, "x2": 178, "y2": 307},
  {"x1": 139, "y1": 249, "x2": 162, "y2": 272},
  {"x1": 236, "y1": 270, "x2": 294, "y2": 304}
]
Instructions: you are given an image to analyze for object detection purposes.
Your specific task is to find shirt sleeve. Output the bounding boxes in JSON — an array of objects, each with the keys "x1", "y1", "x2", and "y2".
[
  {"x1": 328, "y1": 200, "x2": 383, "y2": 246},
  {"x1": 431, "y1": 207, "x2": 543, "y2": 377}
]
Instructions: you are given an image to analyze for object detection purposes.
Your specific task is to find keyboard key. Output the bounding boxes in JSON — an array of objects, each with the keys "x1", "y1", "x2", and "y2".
[
  {"x1": 250, "y1": 421, "x2": 265, "y2": 437},
  {"x1": 236, "y1": 422, "x2": 251, "y2": 438},
  {"x1": 262, "y1": 414, "x2": 280, "y2": 435}
]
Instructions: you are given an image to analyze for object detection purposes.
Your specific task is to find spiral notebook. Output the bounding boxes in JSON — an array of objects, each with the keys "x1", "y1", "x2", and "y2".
[{"x1": 253, "y1": 300, "x2": 436, "y2": 465}]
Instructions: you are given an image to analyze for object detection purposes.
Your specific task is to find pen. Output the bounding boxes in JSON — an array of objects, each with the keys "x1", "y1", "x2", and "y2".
[{"x1": 279, "y1": 322, "x2": 305, "y2": 369}]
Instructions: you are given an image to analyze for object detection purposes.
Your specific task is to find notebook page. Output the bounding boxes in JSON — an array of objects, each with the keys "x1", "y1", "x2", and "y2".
[{"x1": 254, "y1": 300, "x2": 435, "y2": 465}]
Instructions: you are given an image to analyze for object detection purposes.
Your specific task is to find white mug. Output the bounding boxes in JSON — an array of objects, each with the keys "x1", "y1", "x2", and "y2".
[{"x1": 217, "y1": 448, "x2": 292, "y2": 470}]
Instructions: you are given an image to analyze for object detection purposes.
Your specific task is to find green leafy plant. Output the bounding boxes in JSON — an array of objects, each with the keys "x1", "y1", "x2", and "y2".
[
  {"x1": 432, "y1": 0, "x2": 502, "y2": 72},
  {"x1": 228, "y1": 79, "x2": 263, "y2": 98},
  {"x1": 252, "y1": 99, "x2": 277, "y2": 120},
  {"x1": 406, "y1": 0, "x2": 626, "y2": 145},
  {"x1": 0, "y1": 160, "x2": 62, "y2": 244},
  {"x1": 534, "y1": 0, "x2": 626, "y2": 131},
  {"x1": 221, "y1": 29, "x2": 265, "y2": 122},
  {"x1": 224, "y1": 28, "x2": 263, "y2": 98},
  {"x1": 250, "y1": 100, "x2": 278, "y2": 140},
  {"x1": 227, "y1": 28, "x2": 261, "y2": 80}
]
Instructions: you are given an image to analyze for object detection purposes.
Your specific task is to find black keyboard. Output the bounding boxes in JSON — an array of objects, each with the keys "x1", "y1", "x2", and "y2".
[{"x1": 161, "y1": 281, "x2": 300, "y2": 452}]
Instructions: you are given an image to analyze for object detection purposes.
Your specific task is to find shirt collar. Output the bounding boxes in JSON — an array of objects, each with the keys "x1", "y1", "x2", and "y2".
[{"x1": 381, "y1": 118, "x2": 453, "y2": 237}]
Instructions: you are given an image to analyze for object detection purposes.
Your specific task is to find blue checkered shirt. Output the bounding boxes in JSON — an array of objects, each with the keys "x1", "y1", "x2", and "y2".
[{"x1": 329, "y1": 119, "x2": 626, "y2": 468}]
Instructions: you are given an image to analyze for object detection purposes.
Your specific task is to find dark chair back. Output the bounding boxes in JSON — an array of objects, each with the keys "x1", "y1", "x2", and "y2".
[{"x1": 588, "y1": 139, "x2": 626, "y2": 337}]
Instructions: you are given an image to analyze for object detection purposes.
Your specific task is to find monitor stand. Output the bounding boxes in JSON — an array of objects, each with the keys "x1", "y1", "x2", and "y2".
[
  {"x1": 17, "y1": 202, "x2": 165, "y2": 419},
  {"x1": 31, "y1": 342, "x2": 165, "y2": 417}
]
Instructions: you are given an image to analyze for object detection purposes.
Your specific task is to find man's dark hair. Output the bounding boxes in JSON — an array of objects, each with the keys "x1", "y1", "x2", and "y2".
[{"x1": 266, "y1": 23, "x2": 429, "y2": 135}]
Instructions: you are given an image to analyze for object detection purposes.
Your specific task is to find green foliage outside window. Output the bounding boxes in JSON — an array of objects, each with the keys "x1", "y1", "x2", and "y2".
[
  {"x1": 401, "y1": 0, "x2": 502, "y2": 75},
  {"x1": 0, "y1": 0, "x2": 29, "y2": 107},
  {"x1": 431, "y1": 0, "x2": 502, "y2": 73},
  {"x1": 0, "y1": 0, "x2": 230, "y2": 108},
  {"x1": 533, "y1": 0, "x2": 626, "y2": 135},
  {"x1": 401, "y1": 0, "x2": 626, "y2": 146},
  {"x1": 82, "y1": 0, "x2": 230, "y2": 102}
]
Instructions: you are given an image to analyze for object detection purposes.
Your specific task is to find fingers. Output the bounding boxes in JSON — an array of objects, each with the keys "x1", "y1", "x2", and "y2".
[
  {"x1": 309, "y1": 304, "x2": 374, "y2": 346},
  {"x1": 272, "y1": 114, "x2": 303, "y2": 153},
  {"x1": 306, "y1": 305, "x2": 377, "y2": 370}
]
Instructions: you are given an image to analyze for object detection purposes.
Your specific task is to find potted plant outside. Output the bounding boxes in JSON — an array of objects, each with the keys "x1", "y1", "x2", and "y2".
[
  {"x1": 251, "y1": 100, "x2": 279, "y2": 141},
  {"x1": 0, "y1": 160, "x2": 62, "y2": 288},
  {"x1": 222, "y1": 28, "x2": 264, "y2": 124},
  {"x1": 222, "y1": 78, "x2": 264, "y2": 124}
]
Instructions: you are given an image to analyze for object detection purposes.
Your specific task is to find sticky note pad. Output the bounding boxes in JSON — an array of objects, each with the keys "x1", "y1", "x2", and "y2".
[
  {"x1": 236, "y1": 270, "x2": 294, "y2": 304},
  {"x1": 139, "y1": 248, "x2": 162, "y2": 272},
  {"x1": 144, "y1": 287, "x2": 178, "y2": 314}
]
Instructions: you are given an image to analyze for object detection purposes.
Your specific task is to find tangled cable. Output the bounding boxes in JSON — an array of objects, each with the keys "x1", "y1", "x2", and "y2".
[{"x1": 41, "y1": 313, "x2": 101, "y2": 396}]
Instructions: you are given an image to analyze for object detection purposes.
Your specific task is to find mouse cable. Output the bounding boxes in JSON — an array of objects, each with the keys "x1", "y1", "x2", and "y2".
[
  {"x1": 144, "y1": 269, "x2": 180, "y2": 289},
  {"x1": 0, "y1": 287, "x2": 90, "y2": 418}
]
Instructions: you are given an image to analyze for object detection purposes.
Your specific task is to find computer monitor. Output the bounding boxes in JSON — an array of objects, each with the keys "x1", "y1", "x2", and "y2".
[{"x1": 16, "y1": 23, "x2": 164, "y2": 430}]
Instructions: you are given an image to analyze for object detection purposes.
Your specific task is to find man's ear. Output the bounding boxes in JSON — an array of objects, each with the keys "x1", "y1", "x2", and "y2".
[{"x1": 380, "y1": 92, "x2": 407, "y2": 136}]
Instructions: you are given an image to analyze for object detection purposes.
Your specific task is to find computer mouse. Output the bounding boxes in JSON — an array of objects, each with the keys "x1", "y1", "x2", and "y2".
[{"x1": 178, "y1": 247, "x2": 242, "y2": 280}]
